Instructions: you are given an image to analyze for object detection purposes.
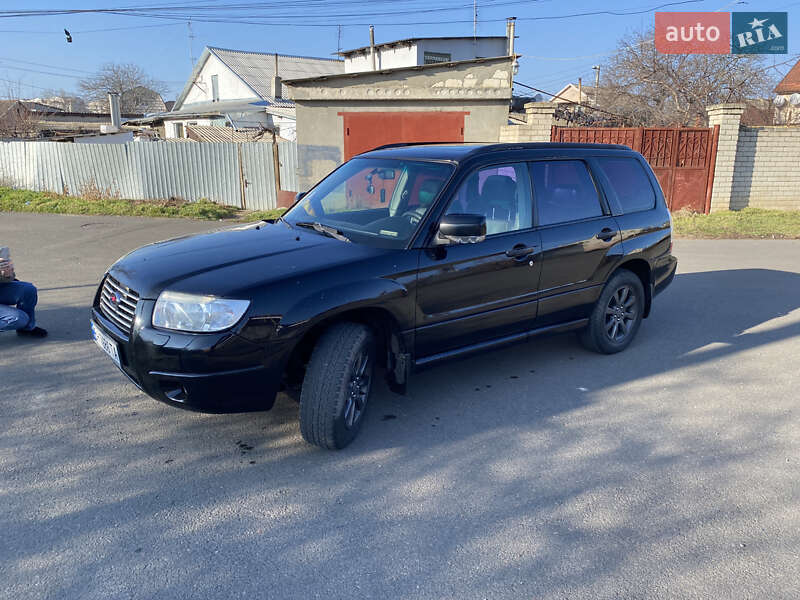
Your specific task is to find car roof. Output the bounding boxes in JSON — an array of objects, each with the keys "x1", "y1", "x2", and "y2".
[{"x1": 357, "y1": 142, "x2": 634, "y2": 162}]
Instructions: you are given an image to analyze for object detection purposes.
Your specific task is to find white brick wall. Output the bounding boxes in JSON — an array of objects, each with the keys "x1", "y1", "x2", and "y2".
[
  {"x1": 707, "y1": 103, "x2": 800, "y2": 212},
  {"x1": 730, "y1": 126, "x2": 800, "y2": 210}
]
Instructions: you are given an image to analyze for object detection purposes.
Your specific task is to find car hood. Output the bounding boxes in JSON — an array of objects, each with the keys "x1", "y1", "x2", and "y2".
[{"x1": 108, "y1": 221, "x2": 389, "y2": 299}]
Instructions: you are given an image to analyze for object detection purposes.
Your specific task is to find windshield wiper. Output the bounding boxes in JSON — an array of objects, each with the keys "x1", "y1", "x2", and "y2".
[{"x1": 295, "y1": 221, "x2": 350, "y2": 242}]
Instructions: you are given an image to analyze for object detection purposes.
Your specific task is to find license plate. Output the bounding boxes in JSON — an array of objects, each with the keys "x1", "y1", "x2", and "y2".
[{"x1": 91, "y1": 321, "x2": 121, "y2": 368}]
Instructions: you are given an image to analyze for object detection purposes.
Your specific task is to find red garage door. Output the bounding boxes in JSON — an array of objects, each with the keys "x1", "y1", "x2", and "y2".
[{"x1": 340, "y1": 111, "x2": 468, "y2": 160}]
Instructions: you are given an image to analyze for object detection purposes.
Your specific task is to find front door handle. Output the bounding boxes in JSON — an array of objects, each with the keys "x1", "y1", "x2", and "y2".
[
  {"x1": 506, "y1": 245, "x2": 536, "y2": 260},
  {"x1": 596, "y1": 227, "x2": 616, "y2": 242}
]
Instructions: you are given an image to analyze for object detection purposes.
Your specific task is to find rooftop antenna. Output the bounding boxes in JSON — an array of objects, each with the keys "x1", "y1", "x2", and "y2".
[
  {"x1": 187, "y1": 20, "x2": 196, "y2": 68},
  {"x1": 337, "y1": 25, "x2": 342, "y2": 54}
]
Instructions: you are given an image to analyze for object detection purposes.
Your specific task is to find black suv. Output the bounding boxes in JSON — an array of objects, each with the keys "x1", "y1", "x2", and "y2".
[{"x1": 91, "y1": 143, "x2": 677, "y2": 449}]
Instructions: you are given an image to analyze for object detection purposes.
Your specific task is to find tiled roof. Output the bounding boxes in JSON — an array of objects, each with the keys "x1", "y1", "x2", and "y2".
[{"x1": 775, "y1": 59, "x2": 800, "y2": 94}]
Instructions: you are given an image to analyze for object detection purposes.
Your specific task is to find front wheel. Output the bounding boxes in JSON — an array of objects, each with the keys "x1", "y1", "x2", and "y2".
[
  {"x1": 299, "y1": 322, "x2": 375, "y2": 450},
  {"x1": 580, "y1": 270, "x2": 645, "y2": 354}
]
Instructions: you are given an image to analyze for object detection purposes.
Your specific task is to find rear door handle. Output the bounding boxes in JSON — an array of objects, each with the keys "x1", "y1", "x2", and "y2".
[
  {"x1": 596, "y1": 227, "x2": 616, "y2": 242},
  {"x1": 506, "y1": 245, "x2": 536, "y2": 259}
]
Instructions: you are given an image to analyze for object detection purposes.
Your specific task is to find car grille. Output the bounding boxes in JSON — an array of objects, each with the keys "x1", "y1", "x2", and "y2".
[{"x1": 99, "y1": 275, "x2": 140, "y2": 333}]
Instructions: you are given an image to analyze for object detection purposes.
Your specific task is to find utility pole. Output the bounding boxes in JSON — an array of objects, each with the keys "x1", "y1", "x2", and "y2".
[
  {"x1": 473, "y1": 0, "x2": 477, "y2": 41},
  {"x1": 506, "y1": 17, "x2": 516, "y2": 87},
  {"x1": 187, "y1": 20, "x2": 196, "y2": 68},
  {"x1": 369, "y1": 25, "x2": 376, "y2": 71}
]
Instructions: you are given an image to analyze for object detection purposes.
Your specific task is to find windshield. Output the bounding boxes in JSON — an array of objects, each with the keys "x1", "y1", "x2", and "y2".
[{"x1": 284, "y1": 158, "x2": 454, "y2": 248}]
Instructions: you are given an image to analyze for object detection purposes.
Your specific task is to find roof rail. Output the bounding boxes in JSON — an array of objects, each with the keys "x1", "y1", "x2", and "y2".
[
  {"x1": 363, "y1": 141, "x2": 466, "y2": 153},
  {"x1": 360, "y1": 140, "x2": 632, "y2": 155}
]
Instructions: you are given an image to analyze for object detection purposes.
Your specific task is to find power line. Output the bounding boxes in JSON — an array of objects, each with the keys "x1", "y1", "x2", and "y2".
[
  {"x1": 0, "y1": 57, "x2": 95, "y2": 74},
  {"x1": 0, "y1": 0, "x2": 705, "y2": 27}
]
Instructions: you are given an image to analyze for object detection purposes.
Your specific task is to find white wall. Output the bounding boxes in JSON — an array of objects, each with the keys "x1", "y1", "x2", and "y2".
[
  {"x1": 165, "y1": 118, "x2": 216, "y2": 138},
  {"x1": 180, "y1": 54, "x2": 257, "y2": 107},
  {"x1": 343, "y1": 38, "x2": 508, "y2": 73},
  {"x1": 416, "y1": 38, "x2": 507, "y2": 62},
  {"x1": 344, "y1": 45, "x2": 417, "y2": 73}
]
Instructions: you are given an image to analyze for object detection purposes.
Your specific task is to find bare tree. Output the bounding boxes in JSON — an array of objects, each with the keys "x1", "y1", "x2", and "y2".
[
  {"x1": 79, "y1": 63, "x2": 166, "y2": 114},
  {"x1": 598, "y1": 29, "x2": 780, "y2": 126},
  {"x1": 0, "y1": 82, "x2": 40, "y2": 139},
  {"x1": 38, "y1": 88, "x2": 86, "y2": 112}
]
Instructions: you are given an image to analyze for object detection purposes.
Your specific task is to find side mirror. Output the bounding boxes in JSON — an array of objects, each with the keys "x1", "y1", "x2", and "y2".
[
  {"x1": 437, "y1": 214, "x2": 486, "y2": 245},
  {"x1": 295, "y1": 191, "x2": 306, "y2": 202}
]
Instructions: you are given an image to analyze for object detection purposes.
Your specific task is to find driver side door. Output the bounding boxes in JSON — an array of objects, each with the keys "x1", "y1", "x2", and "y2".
[{"x1": 414, "y1": 162, "x2": 543, "y2": 358}]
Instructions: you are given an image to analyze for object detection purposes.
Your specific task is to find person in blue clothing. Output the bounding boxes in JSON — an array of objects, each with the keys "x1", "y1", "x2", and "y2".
[{"x1": 0, "y1": 252, "x2": 47, "y2": 338}]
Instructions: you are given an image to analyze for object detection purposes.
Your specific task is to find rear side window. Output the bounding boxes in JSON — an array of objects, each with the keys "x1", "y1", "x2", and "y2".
[
  {"x1": 594, "y1": 157, "x2": 656, "y2": 214},
  {"x1": 530, "y1": 160, "x2": 603, "y2": 226}
]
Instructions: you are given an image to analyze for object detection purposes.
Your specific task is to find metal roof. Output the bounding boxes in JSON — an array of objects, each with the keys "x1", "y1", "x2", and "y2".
[
  {"x1": 338, "y1": 36, "x2": 507, "y2": 57},
  {"x1": 284, "y1": 55, "x2": 514, "y2": 85},
  {"x1": 186, "y1": 125, "x2": 275, "y2": 143},
  {"x1": 173, "y1": 46, "x2": 344, "y2": 109}
]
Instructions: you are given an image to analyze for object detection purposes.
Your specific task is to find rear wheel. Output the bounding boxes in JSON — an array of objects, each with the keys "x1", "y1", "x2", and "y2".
[
  {"x1": 580, "y1": 270, "x2": 644, "y2": 354},
  {"x1": 299, "y1": 322, "x2": 375, "y2": 449}
]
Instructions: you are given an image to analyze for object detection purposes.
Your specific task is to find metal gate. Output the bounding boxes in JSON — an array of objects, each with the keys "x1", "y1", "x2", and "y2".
[{"x1": 551, "y1": 125, "x2": 720, "y2": 213}]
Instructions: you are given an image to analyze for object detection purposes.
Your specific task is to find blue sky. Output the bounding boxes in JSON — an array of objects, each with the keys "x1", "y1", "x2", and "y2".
[{"x1": 0, "y1": 0, "x2": 798, "y2": 102}]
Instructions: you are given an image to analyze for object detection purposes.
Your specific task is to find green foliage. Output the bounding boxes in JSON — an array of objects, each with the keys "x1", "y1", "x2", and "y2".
[
  {"x1": 673, "y1": 208, "x2": 800, "y2": 239},
  {"x1": 244, "y1": 208, "x2": 286, "y2": 221},
  {"x1": 0, "y1": 187, "x2": 240, "y2": 220}
]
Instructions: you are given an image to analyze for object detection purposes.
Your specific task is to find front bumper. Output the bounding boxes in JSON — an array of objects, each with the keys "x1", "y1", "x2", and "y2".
[{"x1": 91, "y1": 301, "x2": 290, "y2": 413}]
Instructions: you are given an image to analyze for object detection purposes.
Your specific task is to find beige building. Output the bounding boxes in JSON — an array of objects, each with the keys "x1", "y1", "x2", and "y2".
[{"x1": 284, "y1": 56, "x2": 515, "y2": 190}]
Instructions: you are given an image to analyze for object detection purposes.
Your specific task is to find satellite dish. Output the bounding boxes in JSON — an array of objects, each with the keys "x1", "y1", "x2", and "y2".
[
  {"x1": 774, "y1": 95, "x2": 787, "y2": 107},
  {"x1": 790, "y1": 93, "x2": 800, "y2": 106}
]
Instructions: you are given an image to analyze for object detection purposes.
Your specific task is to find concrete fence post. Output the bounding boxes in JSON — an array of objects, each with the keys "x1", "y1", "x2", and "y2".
[
  {"x1": 706, "y1": 103, "x2": 745, "y2": 212},
  {"x1": 499, "y1": 102, "x2": 557, "y2": 143}
]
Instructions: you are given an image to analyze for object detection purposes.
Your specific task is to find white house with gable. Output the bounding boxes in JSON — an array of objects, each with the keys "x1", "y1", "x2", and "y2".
[{"x1": 131, "y1": 47, "x2": 344, "y2": 141}]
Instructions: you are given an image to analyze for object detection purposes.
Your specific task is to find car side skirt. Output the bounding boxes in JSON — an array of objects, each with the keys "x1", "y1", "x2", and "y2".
[{"x1": 413, "y1": 317, "x2": 589, "y2": 369}]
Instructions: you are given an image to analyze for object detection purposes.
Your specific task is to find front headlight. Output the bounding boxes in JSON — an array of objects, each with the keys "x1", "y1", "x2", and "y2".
[{"x1": 152, "y1": 291, "x2": 250, "y2": 333}]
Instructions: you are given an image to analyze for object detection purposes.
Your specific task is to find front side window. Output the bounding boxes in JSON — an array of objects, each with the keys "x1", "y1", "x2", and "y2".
[
  {"x1": 284, "y1": 158, "x2": 453, "y2": 248},
  {"x1": 593, "y1": 157, "x2": 656, "y2": 214},
  {"x1": 531, "y1": 160, "x2": 603, "y2": 226},
  {"x1": 444, "y1": 163, "x2": 532, "y2": 235}
]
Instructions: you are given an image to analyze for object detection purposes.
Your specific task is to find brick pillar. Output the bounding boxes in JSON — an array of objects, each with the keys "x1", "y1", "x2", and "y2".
[
  {"x1": 524, "y1": 102, "x2": 557, "y2": 142},
  {"x1": 499, "y1": 102, "x2": 556, "y2": 143},
  {"x1": 706, "y1": 103, "x2": 745, "y2": 212}
]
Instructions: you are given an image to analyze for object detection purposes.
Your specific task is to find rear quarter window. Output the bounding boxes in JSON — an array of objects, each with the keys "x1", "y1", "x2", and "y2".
[{"x1": 594, "y1": 157, "x2": 656, "y2": 214}]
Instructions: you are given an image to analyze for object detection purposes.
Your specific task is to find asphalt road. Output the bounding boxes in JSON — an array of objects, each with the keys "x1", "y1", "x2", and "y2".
[{"x1": 1, "y1": 212, "x2": 799, "y2": 600}]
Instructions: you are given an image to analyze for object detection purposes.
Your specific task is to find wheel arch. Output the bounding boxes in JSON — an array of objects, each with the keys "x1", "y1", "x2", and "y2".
[
  {"x1": 283, "y1": 306, "x2": 409, "y2": 392},
  {"x1": 614, "y1": 258, "x2": 653, "y2": 318}
]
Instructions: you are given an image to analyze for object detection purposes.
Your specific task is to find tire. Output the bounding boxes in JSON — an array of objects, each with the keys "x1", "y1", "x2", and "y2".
[
  {"x1": 580, "y1": 269, "x2": 645, "y2": 354},
  {"x1": 299, "y1": 322, "x2": 375, "y2": 450}
]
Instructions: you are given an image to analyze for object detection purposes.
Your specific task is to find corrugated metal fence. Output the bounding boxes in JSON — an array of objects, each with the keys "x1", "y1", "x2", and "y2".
[{"x1": 0, "y1": 140, "x2": 299, "y2": 210}]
